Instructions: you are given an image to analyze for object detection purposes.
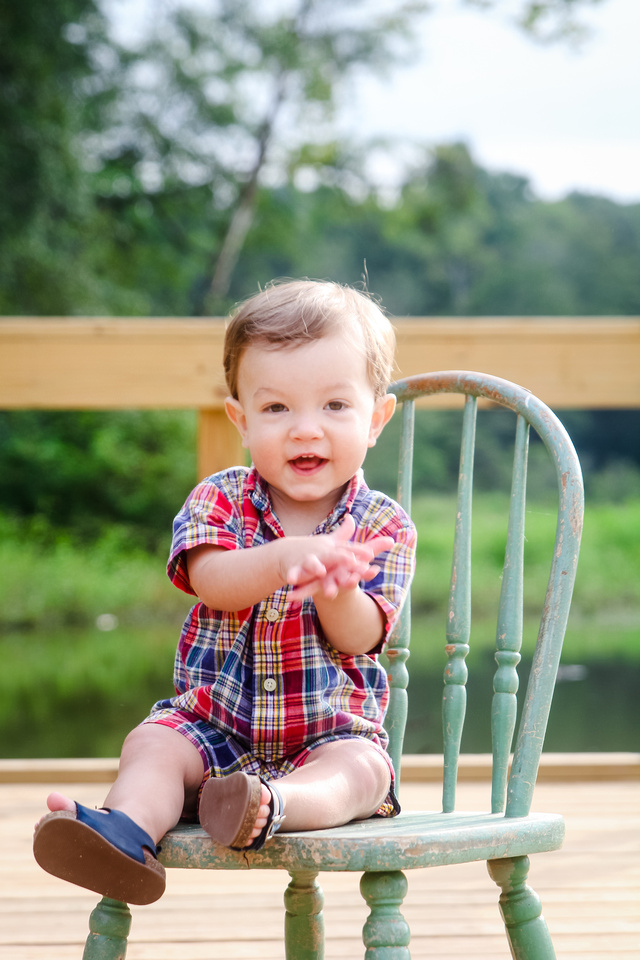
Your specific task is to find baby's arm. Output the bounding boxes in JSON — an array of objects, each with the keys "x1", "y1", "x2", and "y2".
[
  {"x1": 185, "y1": 517, "x2": 387, "y2": 616},
  {"x1": 285, "y1": 514, "x2": 395, "y2": 656}
]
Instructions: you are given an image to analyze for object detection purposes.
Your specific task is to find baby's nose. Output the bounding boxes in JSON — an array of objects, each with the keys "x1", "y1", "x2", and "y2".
[{"x1": 290, "y1": 413, "x2": 323, "y2": 439}]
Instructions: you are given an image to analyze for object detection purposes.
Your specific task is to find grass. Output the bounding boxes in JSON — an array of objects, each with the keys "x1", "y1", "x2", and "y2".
[
  {"x1": 406, "y1": 494, "x2": 640, "y2": 668},
  {"x1": 0, "y1": 494, "x2": 638, "y2": 756},
  {"x1": 0, "y1": 514, "x2": 189, "y2": 633}
]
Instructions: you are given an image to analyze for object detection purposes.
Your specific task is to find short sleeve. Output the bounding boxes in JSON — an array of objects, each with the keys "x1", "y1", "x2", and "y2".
[
  {"x1": 167, "y1": 470, "x2": 248, "y2": 595},
  {"x1": 350, "y1": 495, "x2": 417, "y2": 653}
]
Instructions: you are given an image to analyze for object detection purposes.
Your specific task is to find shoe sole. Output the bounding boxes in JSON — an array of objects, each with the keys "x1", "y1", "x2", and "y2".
[
  {"x1": 199, "y1": 772, "x2": 262, "y2": 849},
  {"x1": 33, "y1": 810, "x2": 166, "y2": 905}
]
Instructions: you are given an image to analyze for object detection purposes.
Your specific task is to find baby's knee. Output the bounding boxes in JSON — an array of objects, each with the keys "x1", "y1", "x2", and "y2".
[
  {"x1": 121, "y1": 721, "x2": 190, "y2": 761},
  {"x1": 336, "y1": 739, "x2": 392, "y2": 802},
  {"x1": 362, "y1": 745, "x2": 392, "y2": 793}
]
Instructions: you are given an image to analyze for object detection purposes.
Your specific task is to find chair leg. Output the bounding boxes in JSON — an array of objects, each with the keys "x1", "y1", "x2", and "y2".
[
  {"x1": 82, "y1": 897, "x2": 132, "y2": 960},
  {"x1": 488, "y1": 856, "x2": 556, "y2": 960},
  {"x1": 360, "y1": 870, "x2": 410, "y2": 959},
  {"x1": 284, "y1": 870, "x2": 325, "y2": 960}
]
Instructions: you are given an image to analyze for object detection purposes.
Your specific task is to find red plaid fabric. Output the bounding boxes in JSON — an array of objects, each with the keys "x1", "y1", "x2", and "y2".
[{"x1": 146, "y1": 468, "x2": 416, "y2": 796}]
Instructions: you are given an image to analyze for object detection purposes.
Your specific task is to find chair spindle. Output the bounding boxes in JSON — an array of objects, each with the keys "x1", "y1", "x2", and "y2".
[
  {"x1": 491, "y1": 415, "x2": 529, "y2": 813},
  {"x1": 442, "y1": 394, "x2": 477, "y2": 813},
  {"x1": 383, "y1": 400, "x2": 415, "y2": 786},
  {"x1": 360, "y1": 870, "x2": 411, "y2": 959},
  {"x1": 284, "y1": 871, "x2": 325, "y2": 960}
]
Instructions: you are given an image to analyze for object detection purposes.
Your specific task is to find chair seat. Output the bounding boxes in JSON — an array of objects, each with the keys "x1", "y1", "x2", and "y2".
[{"x1": 158, "y1": 810, "x2": 565, "y2": 873}]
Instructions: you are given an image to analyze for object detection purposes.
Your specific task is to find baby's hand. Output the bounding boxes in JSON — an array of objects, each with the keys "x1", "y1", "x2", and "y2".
[{"x1": 286, "y1": 514, "x2": 394, "y2": 601}]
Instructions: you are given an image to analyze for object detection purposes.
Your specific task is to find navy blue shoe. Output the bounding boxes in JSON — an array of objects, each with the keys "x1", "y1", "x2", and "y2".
[{"x1": 33, "y1": 803, "x2": 166, "y2": 904}]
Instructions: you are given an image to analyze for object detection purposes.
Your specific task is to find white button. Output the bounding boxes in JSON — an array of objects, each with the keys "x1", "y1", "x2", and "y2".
[
  {"x1": 265, "y1": 607, "x2": 279, "y2": 622},
  {"x1": 263, "y1": 678, "x2": 277, "y2": 692}
]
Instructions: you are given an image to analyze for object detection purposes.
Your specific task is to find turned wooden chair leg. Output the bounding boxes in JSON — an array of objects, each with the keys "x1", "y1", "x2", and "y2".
[
  {"x1": 360, "y1": 870, "x2": 410, "y2": 959},
  {"x1": 488, "y1": 856, "x2": 556, "y2": 960},
  {"x1": 83, "y1": 897, "x2": 132, "y2": 960},
  {"x1": 284, "y1": 870, "x2": 325, "y2": 960}
]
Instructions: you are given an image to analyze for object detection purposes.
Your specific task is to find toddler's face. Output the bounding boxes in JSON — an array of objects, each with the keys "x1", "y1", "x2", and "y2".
[{"x1": 225, "y1": 332, "x2": 395, "y2": 519}]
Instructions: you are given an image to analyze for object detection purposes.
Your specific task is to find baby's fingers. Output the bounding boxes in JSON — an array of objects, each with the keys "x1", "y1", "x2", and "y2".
[
  {"x1": 363, "y1": 535, "x2": 395, "y2": 558},
  {"x1": 358, "y1": 563, "x2": 381, "y2": 583},
  {"x1": 287, "y1": 555, "x2": 327, "y2": 586},
  {"x1": 288, "y1": 577, "x2": 327, "y2": 601}
]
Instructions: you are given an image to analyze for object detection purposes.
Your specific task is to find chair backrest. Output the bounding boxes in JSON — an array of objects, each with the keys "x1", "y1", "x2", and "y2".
[{"x1": 383, "y1": 371, "x2": 584, "y2": 819}]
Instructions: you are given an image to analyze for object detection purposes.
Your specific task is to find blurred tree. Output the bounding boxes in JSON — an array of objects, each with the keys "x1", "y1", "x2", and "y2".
[
  {"x1": 0, "y1": 1, "x2": 145, "y2": 314},
  {"x1": 88, "y1": 0, "x2": 430, "y2": 313},
  {"x1": 0, "y1": 0, "x2": 612, "y2": 317},
  {"x1": 87, "y1": 0, "x2": 602, "y2": 314},
  {"x1": 243, "y1": 142, "x2": 640, "y2": 320}
]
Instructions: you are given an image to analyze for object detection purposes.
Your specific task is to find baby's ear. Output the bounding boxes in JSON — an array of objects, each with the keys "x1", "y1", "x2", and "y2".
[
  {"x1": 368, "y1": 393, "x2": 396, "y2": 447},
  {"x1": 225, "y1": 397, "x2": 249, "y2": 448}
]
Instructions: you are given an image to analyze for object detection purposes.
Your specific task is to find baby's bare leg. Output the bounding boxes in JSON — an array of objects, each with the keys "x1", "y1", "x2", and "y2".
[
  {"x1": 43, "y1": 724, "x2": 205, "y2": 845},
  {"x1": 103, "y1": 723, "x2": 205, "y2": 842},
  {"x1": 276, "y1": 739, "x2": 392, "y2": 832}
]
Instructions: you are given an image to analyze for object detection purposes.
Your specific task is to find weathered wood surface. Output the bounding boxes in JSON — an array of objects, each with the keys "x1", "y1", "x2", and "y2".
[
  {"x1": 2, "y1": 752, "x2": 638, "y2": 784},
  {"x1": 1, "y1": 318, "x2": 638, "y2": 410},
  {"x1": 3, "y1": 774, "x2": 638, "y2": 959}
]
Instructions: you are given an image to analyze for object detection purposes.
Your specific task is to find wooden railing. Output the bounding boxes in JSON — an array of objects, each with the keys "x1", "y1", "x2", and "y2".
[{"x1": 1, "y1": 317, "x2": 638, "y2": 478}]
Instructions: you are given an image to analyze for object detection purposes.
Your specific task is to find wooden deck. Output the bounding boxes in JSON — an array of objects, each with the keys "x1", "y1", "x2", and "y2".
[{"x1": 2, "y1": 758, "x2": 639, "y2": 959}]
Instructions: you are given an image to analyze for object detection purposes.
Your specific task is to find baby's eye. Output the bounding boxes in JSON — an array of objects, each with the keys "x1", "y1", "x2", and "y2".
[
  {"x1": 264, "y1": 403, "x2": 287, "y2": 413},
  {"x1": 326, "y1": 401, "x2": 347, "y2": 411}
]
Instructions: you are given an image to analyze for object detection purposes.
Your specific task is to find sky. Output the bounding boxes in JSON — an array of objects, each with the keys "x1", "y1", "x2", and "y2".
[
  {"x1": 342, "y1": 0, "x2": 640, "y2": 202},
  {"x1": 109, "y1": 0, "x2": 639, "y2": 204}
]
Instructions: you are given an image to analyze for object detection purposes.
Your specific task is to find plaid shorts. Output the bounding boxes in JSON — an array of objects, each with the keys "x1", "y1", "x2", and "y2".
[{"x1": 142, "y1": 706, "x2": 401, "y2": 818}]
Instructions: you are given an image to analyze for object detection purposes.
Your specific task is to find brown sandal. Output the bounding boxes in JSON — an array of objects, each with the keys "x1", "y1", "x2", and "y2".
[
  {"x1": 33, "y1": 803, "x2": 166, "y2": 905},
  {"x1": 199, "y1": 772, "x2": 285, "y2": 851}
]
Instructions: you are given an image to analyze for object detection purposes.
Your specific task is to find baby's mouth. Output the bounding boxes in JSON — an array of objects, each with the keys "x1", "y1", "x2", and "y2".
[{"x1": 289, "y1": 455, "x2": 327, "y2": 473}]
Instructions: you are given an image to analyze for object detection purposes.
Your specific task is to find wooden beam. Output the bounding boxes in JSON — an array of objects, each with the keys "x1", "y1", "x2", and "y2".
[
  {"x1": 394, "y1": 318, "x2": 640, "y2": 409},
  {"x1": 197, "y1": 409, "x2": 245, "y2": 480},
  {"x1": 0, "y1": 317, "x2": 638, "y2": 409},
  {"x1": 0, "y1": 319, "x2": 228, "y2": 409}
]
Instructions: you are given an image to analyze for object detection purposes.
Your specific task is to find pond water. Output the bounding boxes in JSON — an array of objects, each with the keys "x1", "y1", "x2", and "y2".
[
  {"x1": 2, "y1": 649, "x2": 638, "y2": 759},
  {"x1": 401, "y1": 653, "x2": 640, "y2": 755}
]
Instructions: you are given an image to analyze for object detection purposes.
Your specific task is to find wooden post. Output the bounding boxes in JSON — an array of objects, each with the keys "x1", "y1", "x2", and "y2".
[{"x1": 197, "y1": 408, "x2": 245, "y2": 479}]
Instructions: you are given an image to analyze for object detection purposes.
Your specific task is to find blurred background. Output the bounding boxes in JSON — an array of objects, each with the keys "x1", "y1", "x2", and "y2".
[{"x1": 1, "y1": 0, "x2": 638, "y2": 759}]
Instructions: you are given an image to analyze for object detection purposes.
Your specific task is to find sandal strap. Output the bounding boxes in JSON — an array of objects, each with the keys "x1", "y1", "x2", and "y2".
[
  {"x1": 75, "y1": 803, "x2": 157, "y2": 863},
  {"x1": 250, "y1": 779, "x2": 286, "y2": 851}
]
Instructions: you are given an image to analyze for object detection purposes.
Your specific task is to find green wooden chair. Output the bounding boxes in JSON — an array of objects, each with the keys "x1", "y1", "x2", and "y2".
[{"x1": 83, "y1": 370, "x2": 584, "y2": 960}]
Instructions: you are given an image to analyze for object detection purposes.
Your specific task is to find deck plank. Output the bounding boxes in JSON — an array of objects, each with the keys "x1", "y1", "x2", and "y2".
[{"x1": 2, "y1": 776, "x2": 638, "y2": 959}]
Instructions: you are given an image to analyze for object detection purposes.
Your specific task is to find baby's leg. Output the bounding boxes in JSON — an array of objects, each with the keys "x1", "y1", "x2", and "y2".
[
  {"x1": 198, "y1": 739, "x2": 391, "y2": 849},
  {"x1": 276, "y1": 738, "x2": 392, "y2": 832},
  {"x1": 104, "y1": 723, "x2": 205, "y2": 840},
  {"x1": 44, "y1": 723, "x2": 205, "y2": 845},
  {"x1": 35, "y1": 724, "x2": 205, "y2": 903}
]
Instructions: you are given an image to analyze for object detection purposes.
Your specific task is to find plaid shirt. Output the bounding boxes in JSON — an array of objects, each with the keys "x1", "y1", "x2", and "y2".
[{"x1": 164, "y1": 467, "x2": 416, "y2": 763}]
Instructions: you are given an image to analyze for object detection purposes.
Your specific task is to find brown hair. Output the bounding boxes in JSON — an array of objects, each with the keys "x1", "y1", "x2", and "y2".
[{"x1": 224, "y1": 279, "x2": 396, "y2": 399}]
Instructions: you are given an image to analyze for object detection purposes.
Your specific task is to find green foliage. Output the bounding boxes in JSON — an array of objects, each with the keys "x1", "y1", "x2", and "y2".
[
  {"x1": 395, "y1": 493, "x2": 640, "y2": 671},
  {"x1": 0, "y1": 403, "x2": 636, "y2": 549},
  {"x1": 76, "y1": 0, "x2": 431, "y2": 312},
  {"x1": 0, "y1": 411, "x2": 197, "y2": 549},
  {"x1": 3, "y1": 2, "x2": 621, "y2": 319},
  {"x1": 0, "y1": 493, "x2": 636, "y2": 653},
  {"x1": 0, "y1": 513, "x2": 189, "y2": 633},
  {"x1": 231, "y1": 144, "x2": 640, "y2": 319},
  {"x1": 0, "y1": 1, "x2": 124, "y2": 315}
]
